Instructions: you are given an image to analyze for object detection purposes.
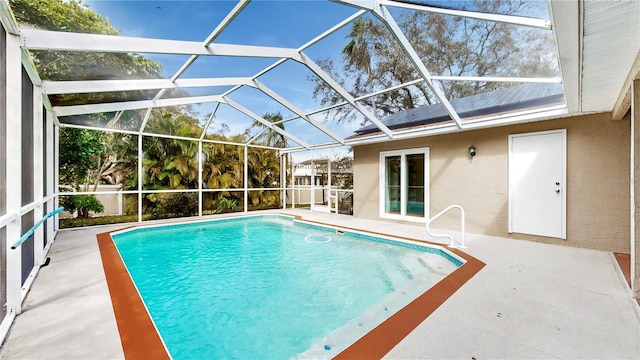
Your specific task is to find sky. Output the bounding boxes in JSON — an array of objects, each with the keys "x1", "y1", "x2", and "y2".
[
  {"x1": 81, "y1": 0, "x2": 552, "y2": 161},
  {"x1": 84, "y1": 0, "x2": 363, "y2": 160}
]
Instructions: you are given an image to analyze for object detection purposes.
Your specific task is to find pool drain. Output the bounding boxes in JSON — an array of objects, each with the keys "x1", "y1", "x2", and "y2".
[{"x1": 305, "y1": 234, "x2": 332, "y2": 243}]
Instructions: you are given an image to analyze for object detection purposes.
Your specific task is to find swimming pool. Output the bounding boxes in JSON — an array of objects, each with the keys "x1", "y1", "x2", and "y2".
[{"x1": 110, "y1": 215, "x2": 464, "y2": 359}]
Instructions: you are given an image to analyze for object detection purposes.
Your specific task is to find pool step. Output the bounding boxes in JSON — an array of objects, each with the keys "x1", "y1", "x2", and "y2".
[{"x1": 417, "y1": 252, "x2": 459, "y2": 275}]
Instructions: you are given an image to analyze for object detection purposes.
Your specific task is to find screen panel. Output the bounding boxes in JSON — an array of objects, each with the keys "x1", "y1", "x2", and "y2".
[
  {"x1": 21, "y1": 211, "x2": 34, "y2": 285},
  {"x1": 21, "y1": 67, "x2": 34, "y2": 206},
  {"x1": 0, "y1": 23, "x2": 7, "y2": 320}
]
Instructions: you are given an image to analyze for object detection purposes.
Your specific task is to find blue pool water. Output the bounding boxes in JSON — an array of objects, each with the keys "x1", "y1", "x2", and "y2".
[{"x1": 111, "y1": 215, "x2": 461, "y2": 359}]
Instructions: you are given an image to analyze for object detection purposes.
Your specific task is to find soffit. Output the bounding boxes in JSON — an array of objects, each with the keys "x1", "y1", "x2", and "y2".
[{"x1": 580, "y1": 0, "x2": 640, "y2": 113}]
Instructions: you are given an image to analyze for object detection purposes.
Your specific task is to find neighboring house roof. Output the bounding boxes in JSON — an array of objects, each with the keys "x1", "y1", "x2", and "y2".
[
  {"x1": 352, "y1": 82, "x2": 565, "y2": 136},
  {"x1": 295, "y1": 159, "x2": 352, "y2": 174},
  {"x1": 298, "y1": 159, "x2": 330, "y2": 165}
]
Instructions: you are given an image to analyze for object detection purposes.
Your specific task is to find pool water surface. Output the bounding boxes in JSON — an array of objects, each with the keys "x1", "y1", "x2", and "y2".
[{"x1": 111, "y1": 215, "x2": 462, "y2": 359}]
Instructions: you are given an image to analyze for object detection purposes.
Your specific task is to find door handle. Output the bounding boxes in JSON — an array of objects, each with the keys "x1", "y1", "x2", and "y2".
[{"x1": 555, "y1": 189, "x2": 560, "y2": 193}]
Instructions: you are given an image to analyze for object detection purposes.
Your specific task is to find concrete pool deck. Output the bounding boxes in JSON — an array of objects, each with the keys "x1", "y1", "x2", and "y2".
[{"x1": 1, "y1": 209, "x2": 639, "y2": 359}]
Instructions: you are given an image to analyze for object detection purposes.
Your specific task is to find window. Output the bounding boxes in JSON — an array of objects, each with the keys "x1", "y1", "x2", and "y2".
[{"x1": 379, "y1": 148, "x2": 429, "y2": 222}]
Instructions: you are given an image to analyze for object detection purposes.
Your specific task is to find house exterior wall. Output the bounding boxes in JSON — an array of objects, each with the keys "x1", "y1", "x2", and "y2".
[{"x1": 353, "y1": 112, "x2": 631, "y2": 252}]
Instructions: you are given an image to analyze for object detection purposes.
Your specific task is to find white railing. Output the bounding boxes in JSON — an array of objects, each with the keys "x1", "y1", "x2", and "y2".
[
  {"x1": 426, "y1": 204, "x2": 466, "y2": 248},
  {"x1": 0, "y1": 213, "x2": 17, "y2": 228}
]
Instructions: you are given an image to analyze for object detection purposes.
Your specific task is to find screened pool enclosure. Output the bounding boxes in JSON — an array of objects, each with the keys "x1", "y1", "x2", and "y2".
[{"x1": 2, "y1": 0, "x2": 606, "y2": 344}]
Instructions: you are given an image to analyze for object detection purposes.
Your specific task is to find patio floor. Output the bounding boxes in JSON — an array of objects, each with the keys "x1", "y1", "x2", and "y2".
[{"x1": 1, "y1": 209, "x2": 639, "y2": 359}]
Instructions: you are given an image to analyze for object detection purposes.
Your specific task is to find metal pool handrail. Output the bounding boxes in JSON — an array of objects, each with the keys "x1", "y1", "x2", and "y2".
[
  {"x1": 11, "y1": 207, "x2": 64, "y2": 250},
  {"x1": 426, "y1": 204, "x2": 466, "y2": 248}
]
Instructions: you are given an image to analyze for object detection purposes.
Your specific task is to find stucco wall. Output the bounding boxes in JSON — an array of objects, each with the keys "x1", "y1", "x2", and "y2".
[{"x1": 353, "y1": 113, "x2": 630, "y2": 252}]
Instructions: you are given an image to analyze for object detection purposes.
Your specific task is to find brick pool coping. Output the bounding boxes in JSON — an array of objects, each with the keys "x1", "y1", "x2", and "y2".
[{"x1": 97, "y1": 215, "x2": 485, "y2": 359}]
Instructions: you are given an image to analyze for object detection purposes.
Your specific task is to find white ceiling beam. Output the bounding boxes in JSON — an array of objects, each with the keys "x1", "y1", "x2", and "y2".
[
  {"x1": 301, "y1": 74, "x2": 561, "y2": 119},
  {"x1": 201, "y1": 136, "x2": 276, "y2": 150},
  {"x1": 298, "y1": 9, "x2": 367, "y2": 51},
  {"x1": 41, "y1": 93, "x2": 53, "y2": 111},
  {"x1": 303, "y1": 79, "x2": 427, "y2": 118},
  {"x1": 345, "y1": 105, "x2": 569, "y2": 147},
  {"x1": 20, "y1": 29, "x2": 297, "y2": 58},
  {"x1": 293, "y1": 51, "x2": 394, "y2": 138},
  {"x1": 143, "y1": 2, "x2": 252, "y2": 126},
  {"x1": 280, "y1": 140, "x2": 344, "y2": 154},
  {"x1": 199, "y1": 103, "x2": 221, "y2": 140},
  {"x1": 223, "y1": 97, "x2": 311, "y2": 149},
  {"x1": 251, "y1": 58, "x2": 289, "y2": 80},
  {"x1": 42, "y1": 77, "x2": 251, "y2": 95},
  {"x1": 246, "y1": 128, "x2": 267, "y2": 146},
  {"x1": 373, "y1": 2, "x2": 464, "y2": 128},
  {"x1": 377, "y1": 0, "x2": 551, "y2": 29},
  {"x1": 53, "y1": 94, "x2": 223, "y2": 117},
  {"x1": 41, "y1": 74, "x2": 560, "y2": 96},
  {"x1": 59, "y1": 121, "x2": 275, "y2": 149},
  {"x1": 203, "y1": 0, "x2": 251, "y2": 46},
  {"x1": 216, "y1": 9, "x2": 368, "y2": 132},
  {"x1": 171, "y1": 0, "x2": 251, "y2": 82},
  {"x1": 216, "y1": 59, "x2": 289, "y2": 102},
  {"x1": 433, "y1": 76, "x2": 562, "y2": 83},
  {"x1": 250, "y1": 79, "x2": 346, "y2": 144},
  {"x1": 220, "y1": 11, "x2": 369, "y2": 116},
  {"x1": 334, "y1": 0, "x2": 464, "y2": 128},
  {"x1": 0, "y1": 0, "x2": 20, "y2": 35},
  {"x1": 21, "y1": 49, "x2": 42, "y2": 86},
  {"x1": 219, "y1": 58, "x2": 289, "y2": 100},
  {"x1": 548, "y1": 0, "x2": 581, "y2": 113},
  {"x1": 138, "y1": 108, "x2": 153, "y2": 134}
]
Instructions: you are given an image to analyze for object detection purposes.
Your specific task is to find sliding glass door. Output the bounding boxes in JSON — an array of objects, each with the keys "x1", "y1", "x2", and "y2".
[
  {"x1": 380, "y1": 148, "x2": 429, "y2": 221},
  {"x1": 384, "y1": 156, "x2": 401, "y2": 214}
]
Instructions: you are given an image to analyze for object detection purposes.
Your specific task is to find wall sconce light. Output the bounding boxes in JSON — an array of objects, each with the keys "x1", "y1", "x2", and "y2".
[{"x1": 468, "y1": 145, "x2": 476, "y2": 158}]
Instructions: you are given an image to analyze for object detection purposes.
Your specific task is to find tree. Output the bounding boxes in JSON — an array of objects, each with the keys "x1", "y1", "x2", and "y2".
[
  {"x1": 58, "y1": 128, "x2": 122, "y2": 218},
  {"x1": 251, "y1": 112, "x2": 288, "y2": 148},
  {"x1": 332, "y1": 154, "x2": 354, "y2": 190},
  {"x1": 10, "y1": 0, "x2": 162, "y2": 132},
  {"x1": 343, "y1": 17, "x2": 373, "y2": 78},
  {"x1": 12, "y1": 0, "x2": 291, "y2": 217},
  {"x1": 249, "y1": 112, "x2": 291, "y2": 208},
  {"x1": 14, "y1": 0, "x2": 160, "y2": 195},
  {"x1": 58, "y1": 127, "x2": 105, "y2": 190},
  {"x1": 312, "y1": 0, "x2": 558, "y2": 123},
  {"x1": 141, "y1": 109, "x2": 203, "y2": 190},
  {"x1": 60, "y1": 195, "x2": 104, "y2": 218},
  {"x1": 10, "y1": 0, "x2": 162, "y2": 82}
]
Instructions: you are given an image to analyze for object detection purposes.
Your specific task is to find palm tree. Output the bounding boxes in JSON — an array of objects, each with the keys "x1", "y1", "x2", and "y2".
[
  {"x1": 343, "y1": 17, "x2": 373, "y2": 78},
  {"x1": 141, "y1": 109, "x2": 203, "y2": 189},
  {"x1": 203, "y1": 143, "x2": 240, "y2": 190},
  {"x1": 249, "y1": 112, "x2": 291, "y2": 208},
  {"x1": 251, "y1": 112, "x2": 288, "y2": 148},
  {"x1": 247, "y1": 147, "x2": 281, "y2": 210},
  {"x1": 201, "y1": 141, "x2": 245, "y2": 213}
]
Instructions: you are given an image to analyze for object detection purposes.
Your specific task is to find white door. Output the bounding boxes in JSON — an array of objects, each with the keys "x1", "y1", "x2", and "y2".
[{"x1": 509, "y1": 130, "x2": 566, "y2": 239}]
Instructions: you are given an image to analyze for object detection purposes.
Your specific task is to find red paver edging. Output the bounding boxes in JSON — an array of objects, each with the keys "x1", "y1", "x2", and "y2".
[
  {"x1": 97, "y1": 231, "x2": 170, "y2": 360},
  {"x1": 284, "y1": 217, "x2": 486, "y2": 358},
  {"x1": 96, "y1": 217, "x2": 485, "y2": 360},
  {"x1": 613, "y1": 252, "x2": 640, "y2": 307},
  {"x1": 334, "y1": 249, "x2": 484, "y2": 359},
  {"x1": 614, "y1": 253, "x2": 631, "y2": 288}
]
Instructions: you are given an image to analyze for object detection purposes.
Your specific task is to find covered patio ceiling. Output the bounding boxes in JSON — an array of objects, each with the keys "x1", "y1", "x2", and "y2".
[{"x1": 3, "y1": 0, "x2": 640, "y2": 153}]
